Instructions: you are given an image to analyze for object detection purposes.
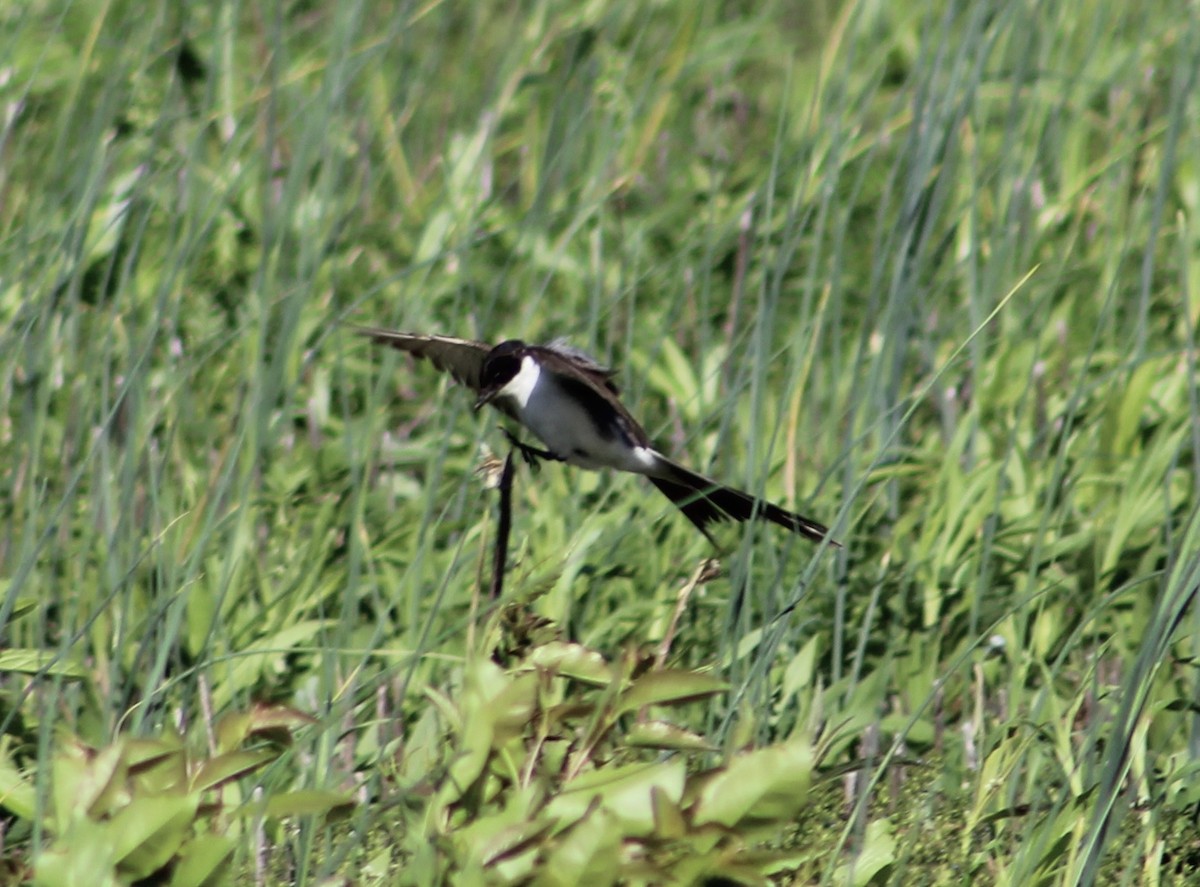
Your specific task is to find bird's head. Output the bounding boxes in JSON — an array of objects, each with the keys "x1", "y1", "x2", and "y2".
[{"x1": 474, "y1": 340, "x2": 527, "y2": 410}]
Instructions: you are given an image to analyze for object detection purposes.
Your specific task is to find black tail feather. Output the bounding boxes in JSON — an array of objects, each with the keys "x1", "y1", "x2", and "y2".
[{"x1": 647, "y1": 460, "x2": 838, "y2": 546}]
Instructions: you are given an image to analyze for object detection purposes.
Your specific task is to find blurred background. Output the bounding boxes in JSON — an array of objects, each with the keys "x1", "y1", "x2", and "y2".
[{"x1": 1, "y1": 1, "x2": 1197, "y2": 882}]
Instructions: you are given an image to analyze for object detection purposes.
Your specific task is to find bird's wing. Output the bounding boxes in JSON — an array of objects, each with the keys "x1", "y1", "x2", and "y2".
[
  {"x1": 540, "y1": 340, "x2": 624, "y2": 393},
  {"x1": 542, "y1": 339, "x2": 620, "y2": 393},
  {"x1": 355, "y1": 328, "x2": 490, "y2": 390},
  {"x1": 528, "y1": 344, "x2": 650, "y2": 447}
]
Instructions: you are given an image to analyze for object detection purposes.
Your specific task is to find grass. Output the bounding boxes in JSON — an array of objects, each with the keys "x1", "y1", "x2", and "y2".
[{"x1": 1, "y1": 0, "x2": 1199, "y2": 883}]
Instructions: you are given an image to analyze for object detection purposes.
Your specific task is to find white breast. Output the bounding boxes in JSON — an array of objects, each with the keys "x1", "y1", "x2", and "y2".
[{"x1": 497, "y1": 356, "x2": 657, "y2": 473}]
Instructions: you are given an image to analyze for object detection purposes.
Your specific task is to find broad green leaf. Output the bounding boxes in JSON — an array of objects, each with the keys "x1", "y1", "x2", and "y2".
[
  {"x1": 438, "y1": 732, "x2": 493, "y2": 808},
  {"x1": 546, "y1": 761, "x2": 686, "y2": 836},
  {"x1": 34, "y1": 824, "x2": 121, "y2": 887},
  {"x1": 524, "y1": 641, "x2": 614, "y2": 686},
  {"x1": 694, "y1": 740, "x2": 815, "y2": 828},
  {"x1": 190, "y1": 749, "x2": 279, "y2": 793},
  {"x1": 126, "y1": 737, "x2": 187, "y2": 795},
  {"x1": 535, "y1": 806, "x2": 621, "y2": 887},
  {"x1": 242, "y1": 703, "x2": 318, "y2": 732},
  {"x1": 625, "y1": 720, "x2": 715, "y2": 751},
  {"x1": 1105, "y1": 359, "x2": 1159, "y2": 457},
  {"x1": 878, "y1": 714, "x2": 935, "y2": 748},
  {"x1": 168, "y1": 835, "x2": 236, "y2": 887},
  {"x1": 215, "y1": 710, "x2": 262, "y2": 754},
  {"x1": 486, "y1": 672, "x2": 540, "y2": 741},
  {"x1": 740, "y1": 848, "x2": 823, "y2": 875},
  {"x1": 216, "y1": 620, "x2": 333, "y2": 710},
  {"x1": 53, "y1": 740, "x2": 125, "y2": 829},
  {"x1": 781, "y1": 636, "x2": 821, "y2": 703},
  {"x1": 617, "y1": 670, "x2": 727, "y2": 715},
  {"x1": 833, "y1": 818, "x2": 896, "y2": 887},
  {"x1": 125, "y1": 735, "x2": 185, "y2": 769},
  {"x1": 0, "y1": 593, "x2": 37, "y2": 621},
  {"x1": 0, "y1": 745, "x2": 36, "y2": 820},
  {"x1": 650, "y1": 786, "x2": 687, "y2": 840},
  {"x1": 262, "y1": 789, "x2": 355, "y2": 820},
  {"x1": 109, "y1": 794, "x2": 199, "y2": 878},
  {"x1": 0, "y1": 649, "x2": 87, "y2": 678},
  {"x1": 452, "y1": 788, "x2": 555, "y2": 872},
  {"x1": 363, "y1": 846, "x2": 394, "y2": 879},
  {"x1": 216, "y1": 703, "x2": 316, "y2": 753}
]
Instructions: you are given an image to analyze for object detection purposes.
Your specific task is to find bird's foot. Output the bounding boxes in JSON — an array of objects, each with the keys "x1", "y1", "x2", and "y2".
[{"x1": 502, "y1": 429, "x2": 560, "y2": 472}]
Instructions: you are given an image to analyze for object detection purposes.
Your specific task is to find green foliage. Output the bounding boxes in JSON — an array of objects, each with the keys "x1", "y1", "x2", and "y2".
[
  {"x1": 385, "y1": 616, "x2": 830, "y2": 885},
  {"x1": 0, "y1": 705, "x2": 347, "y2": 886},
  {"x1": 1, "y1": 0, "x2": 1198, "y2": 883}
]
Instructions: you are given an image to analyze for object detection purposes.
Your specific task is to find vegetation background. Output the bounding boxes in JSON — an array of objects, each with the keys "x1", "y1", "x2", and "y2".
[{"x1": 1, "y1": 0, "x2": 1198, "y2": 883}]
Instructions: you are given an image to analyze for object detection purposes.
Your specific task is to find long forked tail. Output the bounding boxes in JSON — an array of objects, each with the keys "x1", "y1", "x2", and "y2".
[{"x1": 647, "y1": 459, "x2": 838, "y2": 546}]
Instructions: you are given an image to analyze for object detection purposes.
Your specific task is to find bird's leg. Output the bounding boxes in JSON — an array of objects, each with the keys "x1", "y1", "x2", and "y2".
[{"x1": 502, "y1": 428, "x2": 561, "y2": 472}]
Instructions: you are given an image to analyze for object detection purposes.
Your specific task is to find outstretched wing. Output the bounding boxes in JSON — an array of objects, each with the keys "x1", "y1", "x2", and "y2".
[
  {"x1": 542, "y1": 338, "x2": 620, "y2": 394},
  {"x1": 355, "y1": 327, "x2": 490, "y2": 390}
]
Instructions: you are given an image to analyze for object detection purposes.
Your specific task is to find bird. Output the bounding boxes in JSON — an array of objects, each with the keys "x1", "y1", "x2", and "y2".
[{"x1": 358, "y1": 328, "x2": 839, "y2": 547}]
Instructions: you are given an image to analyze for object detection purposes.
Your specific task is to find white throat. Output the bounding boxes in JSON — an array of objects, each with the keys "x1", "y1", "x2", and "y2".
[{"x1": 497, "y1": 355, "x2": 542, "y2": 409}]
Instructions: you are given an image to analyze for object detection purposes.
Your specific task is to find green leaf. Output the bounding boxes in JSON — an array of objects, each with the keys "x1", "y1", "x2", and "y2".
[
  {"x1": 261, "y1": 789, "x2": 355, "y2": 820},
  {"x1": 781, "y1": 636, "x2": 821, "y2": 703},
  {"x1": 650, "y1": 786, "x2": 687, "y2": 840},
  {"x1": 694, "y1": 740, "x2": 815, "y2": 828},
  {"x1": 190, "y1": 749, "x2": 279, "y2": 793},
  {"x1": 524, "y1": 641, "x2": 614, "y2": 686},
  {"x1": 34, "y1": 824, "x2": 121, "y2": 887},
  {"x1": 110, "y1": 794, "x2": 200, "y2": 878},
  {"x1": 0, "y1": 649, "x2": 87, "y2": 678},
  {"x1": 833, "y1": 818, "x2": 896, "y2": 887},
  {"x1": 486, "y1": 672, "x2": 540, "y2": 741},
  {"x1": 450, "y1": 785, "x2": 555, "y2": 875},
  {"x1": 624, "y1": 720, "x2": 716, "y2": 752},
  {"x1": 1105, "y1": 359, "x2": 1159, "y2": 457},
  {"x1": 52, "y1": 741, "x2": 125, "y2": 829},
  {"x1": 125, "y1": 737, "x2": 188, "y2": 795},
  {"x1": 0, "y1": 739, "x2": 36, "y2": 820},
  {"x1": 616, "y1": 670, "x2": 727, "y2": 715},
  {"x1": 168, "y1": 835, "x2": 236, "y2": 887},
  {"x1": 546, "y1": 761, "x2": 686, "y2": 836},
  {"x1": 0, "y1": 595, "x2": 40, "y2": 621},
  {"x1": 215, "y1": 703, "x2": 316, "y2": 753},
  {"x1": 535, "y1": 806, "x2": 621, "y2": 887},
  {"x1": 438, "y1": 731, "x2": 493, "y2": 808},
  {"x1": 216, "y1": 620, "x2": 333, "y2": 710}
]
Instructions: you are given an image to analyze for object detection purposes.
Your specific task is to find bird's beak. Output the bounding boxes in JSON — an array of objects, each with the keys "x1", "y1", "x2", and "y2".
[{"x1": 474, "y1": 388, "x2": 498, "y2": 411}]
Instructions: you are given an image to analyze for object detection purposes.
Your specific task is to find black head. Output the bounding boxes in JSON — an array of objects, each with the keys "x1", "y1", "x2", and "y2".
[{"x1": 475, "y1": 339, "x2": 526, "y2": 408}]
